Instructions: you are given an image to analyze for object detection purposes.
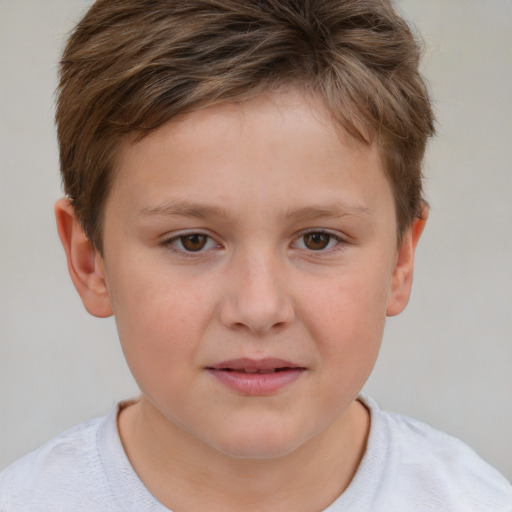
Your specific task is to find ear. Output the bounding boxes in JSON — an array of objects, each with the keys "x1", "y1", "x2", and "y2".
[
  {"x1": 54, "y1": 198, "x2": 113, "y2": 318},
  {"x1": 386, "y1": 204, "x2": 428, "y2": 317}
]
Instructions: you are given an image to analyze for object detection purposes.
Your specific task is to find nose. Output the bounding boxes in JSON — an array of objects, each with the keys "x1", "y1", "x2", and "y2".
[{"x1": 218, "y1": 252, "x2": 295, "y2": 334}]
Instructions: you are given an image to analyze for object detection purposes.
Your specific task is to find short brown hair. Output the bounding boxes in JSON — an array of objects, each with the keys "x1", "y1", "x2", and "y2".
[{"x1": 56, "y1": 0, "x2": 434, "y2": 252}]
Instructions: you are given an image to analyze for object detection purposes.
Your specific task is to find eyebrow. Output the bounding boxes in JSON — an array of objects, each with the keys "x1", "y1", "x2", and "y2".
[
  {"x1": 139, "y1": 200, "x2": 372, "y2": 221},
  {"x1": 140, "y1": 200, "x2": 229, "y2": 219},
  {"x1": 283, "y1": 202, "x2": 372, "y2": 221}
]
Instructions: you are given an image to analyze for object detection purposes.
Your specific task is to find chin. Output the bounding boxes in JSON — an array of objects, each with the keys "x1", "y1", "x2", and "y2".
[{"x1": 207, "y1": 425, "x2": 311, "y2": 461}]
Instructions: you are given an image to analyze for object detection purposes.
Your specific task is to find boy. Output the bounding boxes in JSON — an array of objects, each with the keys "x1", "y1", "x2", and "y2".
[{"x1": 1, "y1": 0, "x2": 511, "y2": 510}]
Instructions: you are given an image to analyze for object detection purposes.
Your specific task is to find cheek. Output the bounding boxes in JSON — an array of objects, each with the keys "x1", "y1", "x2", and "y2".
[
  {"x1": 106, "y1": 262, "x2": 211, "y2": 385},
  {"x1": 304, "y1": 264, "x2": 391, "y2": 333},
  {"x1": 300, "y1": 264, "x2": 391, "y2": 373}
]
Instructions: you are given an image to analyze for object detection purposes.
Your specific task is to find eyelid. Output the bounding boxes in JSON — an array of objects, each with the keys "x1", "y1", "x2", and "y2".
[
  {"x1": 160, "y1": 230, "x2": 222, "y2": 255},
  {"x1": 291, "y1": 229, "x2": 347, "y2": 252},
  {"x1": 159, "y1": 228, "x2": 348, "y2": 255}
]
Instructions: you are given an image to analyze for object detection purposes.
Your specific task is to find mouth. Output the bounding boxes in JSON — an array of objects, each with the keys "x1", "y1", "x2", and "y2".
[
  {"x1": 207, "y1": 357, "x2": 305, "y2": 372},
  {"x1": 217, "y1": 368, "x2": 294, "y2": 374},
  {"x1": 206, "y1": 358, "x2": 306, "y2": 395}
]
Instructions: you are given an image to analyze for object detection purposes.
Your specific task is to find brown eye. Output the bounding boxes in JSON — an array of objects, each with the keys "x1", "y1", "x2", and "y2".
[
  {"x1": 302, "y1": 232, "x2": 332, "y2": 251},
  {"x1": 180, "y1": 234, "x2": 209, "y2": 252}
]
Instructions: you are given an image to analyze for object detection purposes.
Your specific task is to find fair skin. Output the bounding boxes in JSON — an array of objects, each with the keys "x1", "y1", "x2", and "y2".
[{"x1": 55, "y1": 89, "x2": 426, "y2": 512}]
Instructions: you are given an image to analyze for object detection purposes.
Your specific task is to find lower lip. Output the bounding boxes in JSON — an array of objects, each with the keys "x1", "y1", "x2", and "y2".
[{"x1": 207, "y1": 368, "x2": 305, "y2": 395}]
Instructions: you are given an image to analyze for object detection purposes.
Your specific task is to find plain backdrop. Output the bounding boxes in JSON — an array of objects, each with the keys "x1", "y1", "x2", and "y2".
[{"x1": 1, "y1": 0, "x2": 511, "y2": 480}]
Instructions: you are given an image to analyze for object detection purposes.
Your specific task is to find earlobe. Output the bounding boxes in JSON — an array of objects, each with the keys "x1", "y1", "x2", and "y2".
[
  {"x1": 386, "y1": 204, "x2": 428, "y2": 317},
  {"x1": 54, "y1": 198, "x2": 113, "y2": 318}
]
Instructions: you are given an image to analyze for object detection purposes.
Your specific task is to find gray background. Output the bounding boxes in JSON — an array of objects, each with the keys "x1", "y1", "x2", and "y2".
[{"x1": 1, "y1": 1, "x2": 511, "y2": 480}]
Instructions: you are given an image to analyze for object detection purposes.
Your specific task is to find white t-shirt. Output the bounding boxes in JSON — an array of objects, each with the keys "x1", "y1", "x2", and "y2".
[{"x1": 1, "y1": 395, "x2": 511, "y2": 511}]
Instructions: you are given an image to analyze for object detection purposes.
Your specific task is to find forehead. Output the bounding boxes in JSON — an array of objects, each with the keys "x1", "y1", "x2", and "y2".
[{"x1": 108, "y1": 89, "x2": 391, "y2": 224}]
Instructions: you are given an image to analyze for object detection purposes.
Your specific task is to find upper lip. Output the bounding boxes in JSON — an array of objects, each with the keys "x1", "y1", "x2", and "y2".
[{"x1": 207, "y1": 358, "x2": 305, "y2": 372}]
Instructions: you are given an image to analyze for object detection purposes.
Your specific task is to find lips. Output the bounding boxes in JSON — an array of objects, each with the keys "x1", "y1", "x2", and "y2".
[
  {"x1": 206, "y1": 358, "x2": 306, "y2": 395},
  {"x1": 221, "y1": 368, "x2": 287, "y2": 374}
]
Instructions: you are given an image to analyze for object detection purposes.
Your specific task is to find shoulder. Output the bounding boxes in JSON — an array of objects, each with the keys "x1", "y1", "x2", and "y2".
[
  {"x1": 0, "y1": 415, "x2": 110, "y2": 511},
  {"x1": 360, "y1": 395, "x2": 512, "y2": 511}
]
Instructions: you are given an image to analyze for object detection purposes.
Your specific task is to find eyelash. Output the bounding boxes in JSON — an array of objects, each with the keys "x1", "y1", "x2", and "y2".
[
  {"x1": 160, "y1": 230, "x2": 347, "y2": 256},
  {"x1": 160, "y1": 232, "x2": 221, "y2": 257},
  {"x1": 292, "y1": 229, "x2": 345, "y2": 253}
]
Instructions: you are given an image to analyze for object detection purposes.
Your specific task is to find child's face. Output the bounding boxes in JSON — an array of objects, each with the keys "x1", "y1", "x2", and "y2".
[{"x1": 86, "y1": 90, "x2": 419, "y2": 458}]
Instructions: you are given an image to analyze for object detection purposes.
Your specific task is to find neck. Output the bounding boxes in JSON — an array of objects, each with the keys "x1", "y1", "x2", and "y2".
[{"x1": 118, "y1": 398, "x2": 370, "y2": 512}]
